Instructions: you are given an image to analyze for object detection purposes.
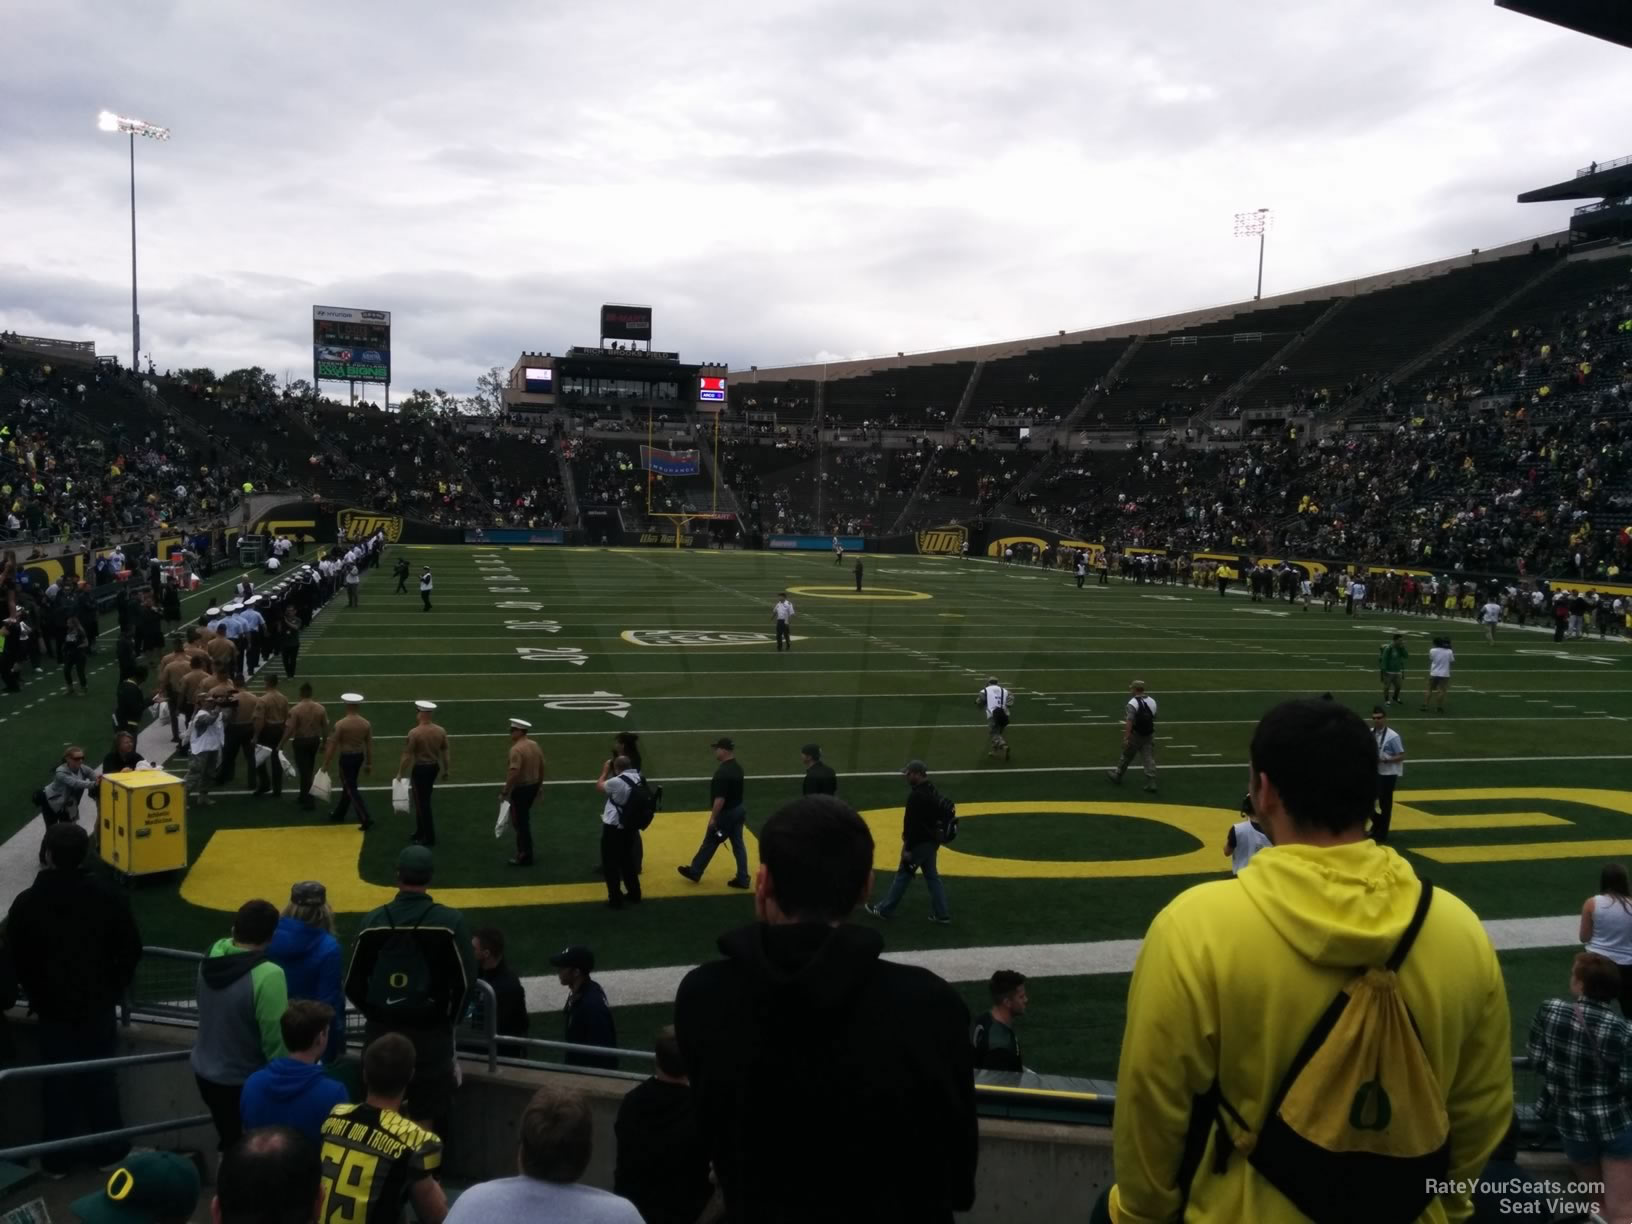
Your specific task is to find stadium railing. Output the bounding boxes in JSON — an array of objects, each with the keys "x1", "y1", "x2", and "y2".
[
  {"x1": 0, "y1": 1049, "x2": 212, "y2": 1164},
  {"x1": 129, "y1": 946, "x2": 501, "y2": 1072}
]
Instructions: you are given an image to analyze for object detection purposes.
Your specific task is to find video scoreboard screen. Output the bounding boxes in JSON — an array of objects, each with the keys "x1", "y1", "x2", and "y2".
[
  {"x1": 601, "y1": 303, "x2": 653, "y2": 342},
  {"x1": 523, "y1": 367, "x2": 554, "y2": 394},
  {"x1": 312, "y1": 305, "x2": 391, "y2": 384},
  {"x1": 699, "y1": 375, "x2": 727, "y2": 402}
]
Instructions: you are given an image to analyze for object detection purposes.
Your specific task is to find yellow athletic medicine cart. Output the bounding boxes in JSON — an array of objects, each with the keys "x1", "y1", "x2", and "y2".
[{"x1": 99, "y1": 770, "x2": 188, "y2": 876}]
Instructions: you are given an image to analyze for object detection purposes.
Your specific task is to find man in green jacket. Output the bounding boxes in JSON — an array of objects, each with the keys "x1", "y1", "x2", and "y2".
[
  {"x1": 1378, "y1": 633, "x2": 1409, "y2": 706},
  {"x1": 189, "y1": 899, "x2": 288, "y2": 1152},
  {"x1": 344, "y1": 845, "x2": 477, "y2": 1136}
]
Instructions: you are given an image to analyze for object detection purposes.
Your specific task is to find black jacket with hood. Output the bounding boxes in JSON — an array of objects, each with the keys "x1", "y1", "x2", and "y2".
[
  {"x1": 675, "y1": 921, "x2": 976, "y2": 1224},
  {"x1": 6, "y1": 867, "x2": 142, "y2": 1023}
]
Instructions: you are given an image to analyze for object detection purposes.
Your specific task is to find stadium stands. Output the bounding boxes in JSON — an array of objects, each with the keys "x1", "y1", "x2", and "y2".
[
  {"x1": 968, "y1": 338, "x2": 1127, "y2": 423},
  {"x1": 823, "y1": 360, "x2": 974, "y2": 427}
]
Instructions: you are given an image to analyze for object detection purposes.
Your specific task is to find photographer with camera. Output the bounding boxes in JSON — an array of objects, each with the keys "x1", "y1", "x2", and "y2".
[{"x1": 1422, "y1": 636, "x2": 1454, "y2": 714}]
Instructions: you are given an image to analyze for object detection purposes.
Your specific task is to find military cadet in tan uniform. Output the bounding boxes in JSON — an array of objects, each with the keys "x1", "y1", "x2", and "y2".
[
  {"x1": 322, "y1": 692, "x2": 374, "y2": 829},
  {"x1": 281, "y1": 683, "x2": 329, "y2": 811},
  {"x1": 214, "y1": 675, "x2": 260, "y2": 787},
  {"x1": 158, "y1": 635, "x2": 192, "y2": 743},
  {"x1": 204, "y1": 625, "x2": 236, "y2": 677},
  {"x1": 397, "y1": 700, "x2": 451, "y2": 847},
  {"x1": 252, "y1": 673, "x2": 291, "y2": 798},
  {"x1": 500, "y1": 717, "x2": 545, "y2": 867}
]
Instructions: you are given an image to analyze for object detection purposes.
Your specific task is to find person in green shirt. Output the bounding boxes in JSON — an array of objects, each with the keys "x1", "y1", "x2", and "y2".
[
  {"x1": 971, "y1": 970, "x2": 1027, "y2": 1072},
  {"x1": 1378, "y1": 633, "x2": 1409, "y2": 706}
]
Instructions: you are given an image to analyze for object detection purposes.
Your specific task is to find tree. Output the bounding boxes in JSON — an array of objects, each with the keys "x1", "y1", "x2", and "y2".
[
  {"x1": 221, "y1": 367, "x2": 278, "y2": 400},
  {"x1": 472, "y1": 365, "x2": 506, "y2": 417}
]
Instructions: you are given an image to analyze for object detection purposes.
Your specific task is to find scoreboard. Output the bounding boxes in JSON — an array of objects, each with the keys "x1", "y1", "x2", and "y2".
[
  {"x1": 699, "y1": 375, "x2": 727, "y2": 403},
  {"x1": 313, "y1": 305, "x2": 391, "y2": 385}
]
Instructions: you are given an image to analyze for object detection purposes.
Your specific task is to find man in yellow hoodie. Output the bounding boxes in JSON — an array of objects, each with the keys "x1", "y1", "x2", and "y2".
[{"x1": 1106, "y1": 698, "x2": 1512, "y2": 1224}]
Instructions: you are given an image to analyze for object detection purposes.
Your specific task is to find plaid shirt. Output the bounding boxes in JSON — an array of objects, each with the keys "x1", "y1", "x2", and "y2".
[{"x1": 1528, "y1": 996, "x2": 1632, "y2": 1142}]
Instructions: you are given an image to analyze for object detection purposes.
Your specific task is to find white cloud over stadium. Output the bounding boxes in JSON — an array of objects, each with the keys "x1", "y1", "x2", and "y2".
[{"x1": 0, "y1": 0, "x2": 1625, "y2": 397}]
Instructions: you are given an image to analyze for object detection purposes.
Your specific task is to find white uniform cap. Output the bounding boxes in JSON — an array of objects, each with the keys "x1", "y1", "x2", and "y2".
[
  {"x1": 414, "y1": 700, "x2": 437, "y2": 711},
  {"x1": 509, "y1": 718, "x2": 532, "y2": 730},
  {"x1": 224, "y1": 602, "x2": 241, "y2": 612},
  {"x1": 247, "y1": 595, "x2": 262, "y2": 605},
  {"x1": 205, "y1": 607, "x2": 221, "y2": 616},
  {"x1": 341, "y1": 692, "x2": 365, "y2": 703}
]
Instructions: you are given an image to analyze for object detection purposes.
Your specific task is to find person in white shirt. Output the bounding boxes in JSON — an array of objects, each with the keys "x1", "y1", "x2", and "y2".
[
  {"x1": 1479, "y1": 599, "x2": 1503, "y2": 643},
  {"x1": 1107, "y1": 680, "x2": 1158, "y2": 792},
  {"x1": 978, "y1": 677, "x2": 1012, "y2": 760},
  {"x1": 1074, "y1": 553, "x2": 1087, "y2": 589},
  {"x1": 1298, "y1": 577, "x2": 1313, "y2": 611},
  {"x1": 1423, "y1": 637, "x2": 1454, "y2": 714},
  {"x1": 419, "y1": 568, "x2": 433, "y2": 612},
  {"x1": 1348, "y1": 579, "x2": 1367, "y2": 616},
  {"x1": 772, "y1": 593, "x2": 795, "y2": 652},
  {"x1": 344, "y1": 562, "x2": 361, "y2": 607},
  {"x1": 833, "y1": 537, "x2": 844, "y2": 566},
  {"x1": 1370, "y1": 705, "x2": 1405, "y2": 842},
  {"x1": 1580, "y1": 863, "x2": 1632, "y2": 1015},
  {"x1": 595, "y1": 754, "x2": 643, "y2": 908},
  {"x1": 185, "y1": 694, "x2": 230, "y2": 806},
  {"x1": 1223, "y1": 797, "x2": 1271, "y2": 875}
]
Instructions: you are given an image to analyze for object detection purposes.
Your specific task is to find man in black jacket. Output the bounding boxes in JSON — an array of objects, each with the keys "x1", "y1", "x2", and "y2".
[
  {"x1": 800, "y1": 743, "x2": 837, "y2": 796},
  {"x1": 343, "y1": 845, "x2": 476, "y2": 1134},
  {"x1": 114, "y1": 662, "x2": 148, "y2": 735},
  {"x1": 472, "y1": 927, "x2": 529, "y2": 1057},
  {"x1": 865, "y1": 760, "x2": 952, "y2": 923},
  {"x1": 675, "y1": 794, "x2": 977, "y2": 1223},
  {"x1": 550, "y1": 945, "x2": 617, "y2": 1070},
  {"x1": 6, "y1": 822, "x2": 143, "y2": 1175},
  {"x1": 614, "y1": 1025, "x2": 712, "y2": 1224}
]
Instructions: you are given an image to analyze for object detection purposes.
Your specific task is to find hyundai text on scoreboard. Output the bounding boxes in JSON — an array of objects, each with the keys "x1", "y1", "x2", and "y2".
[{"x1": 312, "y1": 305, "x2": 391, "y2": 385}]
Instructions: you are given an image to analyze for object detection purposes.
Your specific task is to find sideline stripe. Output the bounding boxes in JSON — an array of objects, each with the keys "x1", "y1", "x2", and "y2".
[{"x1": 518, "y1": 912, "x2": 1585, "y2": 1009}]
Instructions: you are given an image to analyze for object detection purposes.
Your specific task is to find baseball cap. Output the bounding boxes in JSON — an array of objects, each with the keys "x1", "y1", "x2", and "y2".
[
  {"x1": 550, "y1": 945, "x2": 594, "y2": 973},
  {"x1": 290, "y1": 880, "x2": 327, "y2": 906},
  {"x1": 397, "y1": 845, "x2": 434, "y2": 884},
  {"x1": 801, "y1": 743, "x2": 822, "y2": 760},
  {"x1": 902, "y1": 759, "x2": 929, "y2": 776},
  {"x1": 711, "y1": 736, "x2": 735, "y2": 750},
  {"x1": 71, "y1": 1152, "x2": 201, "y2": 1223}
]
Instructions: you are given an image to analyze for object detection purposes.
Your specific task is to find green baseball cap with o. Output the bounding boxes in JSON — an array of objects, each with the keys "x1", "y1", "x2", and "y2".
[{"x1": 71, "y1": 1152, "x2": 201, "y2": 1223}]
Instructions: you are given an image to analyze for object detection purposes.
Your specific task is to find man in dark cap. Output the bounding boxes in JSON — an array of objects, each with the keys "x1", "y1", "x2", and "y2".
[
  {"x1": 344, "y1": 845, "x2": 477, "y2": 1135},
  {"x1": 550, "y1": 945, "x2": 619, "y2": 1071},
  {"x1": 677, "y1": 738, "x2": 749, "y2": 889},
  {"x1": 71, "y1": 1151, "x2": 201, "y2": 1223},
  {"x1": 801, "y1": 744, "x2": 837, "y2": 796}
]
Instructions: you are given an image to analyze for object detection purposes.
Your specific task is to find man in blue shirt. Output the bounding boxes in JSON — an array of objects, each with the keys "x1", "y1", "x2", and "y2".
[{"x1": 240, "y1": 1000, "x2": 348, "y2": 1143}]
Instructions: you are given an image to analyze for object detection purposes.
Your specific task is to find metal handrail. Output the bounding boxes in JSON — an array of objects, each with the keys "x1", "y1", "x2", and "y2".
[
  {"x1": 0, "y1": 1049, "x2": 211, "y2": 1164},
  {"x1": 1578, "y1": 154, "x2": 1632, "y2": 178}
]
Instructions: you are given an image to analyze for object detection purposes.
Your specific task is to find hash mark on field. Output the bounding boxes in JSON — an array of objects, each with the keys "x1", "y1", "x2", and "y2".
[
  {"x1": 1428, "y1": 732, "x2": 1453, "y2": 736},
  {"x1": 1189, "y1": 752, "x2": 1223, "y2": 757}
]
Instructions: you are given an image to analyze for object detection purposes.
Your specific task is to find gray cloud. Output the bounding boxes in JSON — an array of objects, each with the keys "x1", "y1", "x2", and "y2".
[{"x1": 1, "y1": 0, "x2": 1625, "y2": 394}]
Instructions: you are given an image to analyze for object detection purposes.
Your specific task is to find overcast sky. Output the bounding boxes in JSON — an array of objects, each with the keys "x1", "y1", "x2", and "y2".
[{"x1": 2, "y1": 0, "x2": 1627, "y2": 398}]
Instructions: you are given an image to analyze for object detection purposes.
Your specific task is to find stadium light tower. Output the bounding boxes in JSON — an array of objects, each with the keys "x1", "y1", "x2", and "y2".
[
  {"x1": 98, "y1": 109, "x2": 170, "y2": 370},
  {"x1": 1233, "y1": 207, "x2": 1272, "y2": 301}
]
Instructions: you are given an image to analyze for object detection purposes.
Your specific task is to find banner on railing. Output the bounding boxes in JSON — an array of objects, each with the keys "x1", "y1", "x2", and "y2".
[{"x1": 639, "y1": 445, "x2": 700, "y2": 477}]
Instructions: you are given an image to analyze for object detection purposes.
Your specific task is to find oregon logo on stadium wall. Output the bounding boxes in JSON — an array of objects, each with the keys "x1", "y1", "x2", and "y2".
[
  {"x1": 621, "y1": 630, "x2": 806, "y2": 647},
  {"x1": 916, "y1": 525, "x2": 967, "y2": 555},
  {"x1": 337, "y1": 509, "x2": 404, "y2": 543}
]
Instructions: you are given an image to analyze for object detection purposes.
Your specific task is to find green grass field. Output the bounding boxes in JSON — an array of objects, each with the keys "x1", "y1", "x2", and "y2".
[{"x1": 25, "y1": 546, "x2": 1632, "y2": 1080}]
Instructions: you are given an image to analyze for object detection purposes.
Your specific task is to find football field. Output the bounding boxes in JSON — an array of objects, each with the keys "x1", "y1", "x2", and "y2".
[{"x1": 67, "y1": 546, "x2": 1632, "y2": 1078}]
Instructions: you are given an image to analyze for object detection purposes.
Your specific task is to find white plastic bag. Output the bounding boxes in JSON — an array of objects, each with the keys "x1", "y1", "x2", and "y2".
[
  {"x1": 279, "y1": 750, "x2": 297, "y2": 779},
  {"x1": 154, "y1": 700, "x2": 170, "y2": 723},
  {"x1": 311, "y1": 771, "x2": 333, "y2": 802},
  {"x1": 391, "y1": 777, "x2": 411, "y2": 814},
  {"x1": 494, "y1": 800, "x2": 511, "y2": 839},
  {"x1": 254, "y1": 744, "x2": 273, "y2": 767}
]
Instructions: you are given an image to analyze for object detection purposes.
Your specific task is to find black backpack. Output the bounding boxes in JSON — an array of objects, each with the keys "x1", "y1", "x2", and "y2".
[
  {"x1": 367, "y1": 909, "x2": 432, "y2": 1018},
  {"x1": 1131, "y1": 696, "x2": 1155, "y2": 736},
  {"x1": 615, "y1": 771, "x2": 658, "y2": 831},
  {"x1": 936, "y1": 793, "x2": 959, "y2": 844}
]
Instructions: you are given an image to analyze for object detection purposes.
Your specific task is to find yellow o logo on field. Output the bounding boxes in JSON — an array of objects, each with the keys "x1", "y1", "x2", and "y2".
[{"x1": 786, "y1": 585, "x2": 931, "y2": 601}]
